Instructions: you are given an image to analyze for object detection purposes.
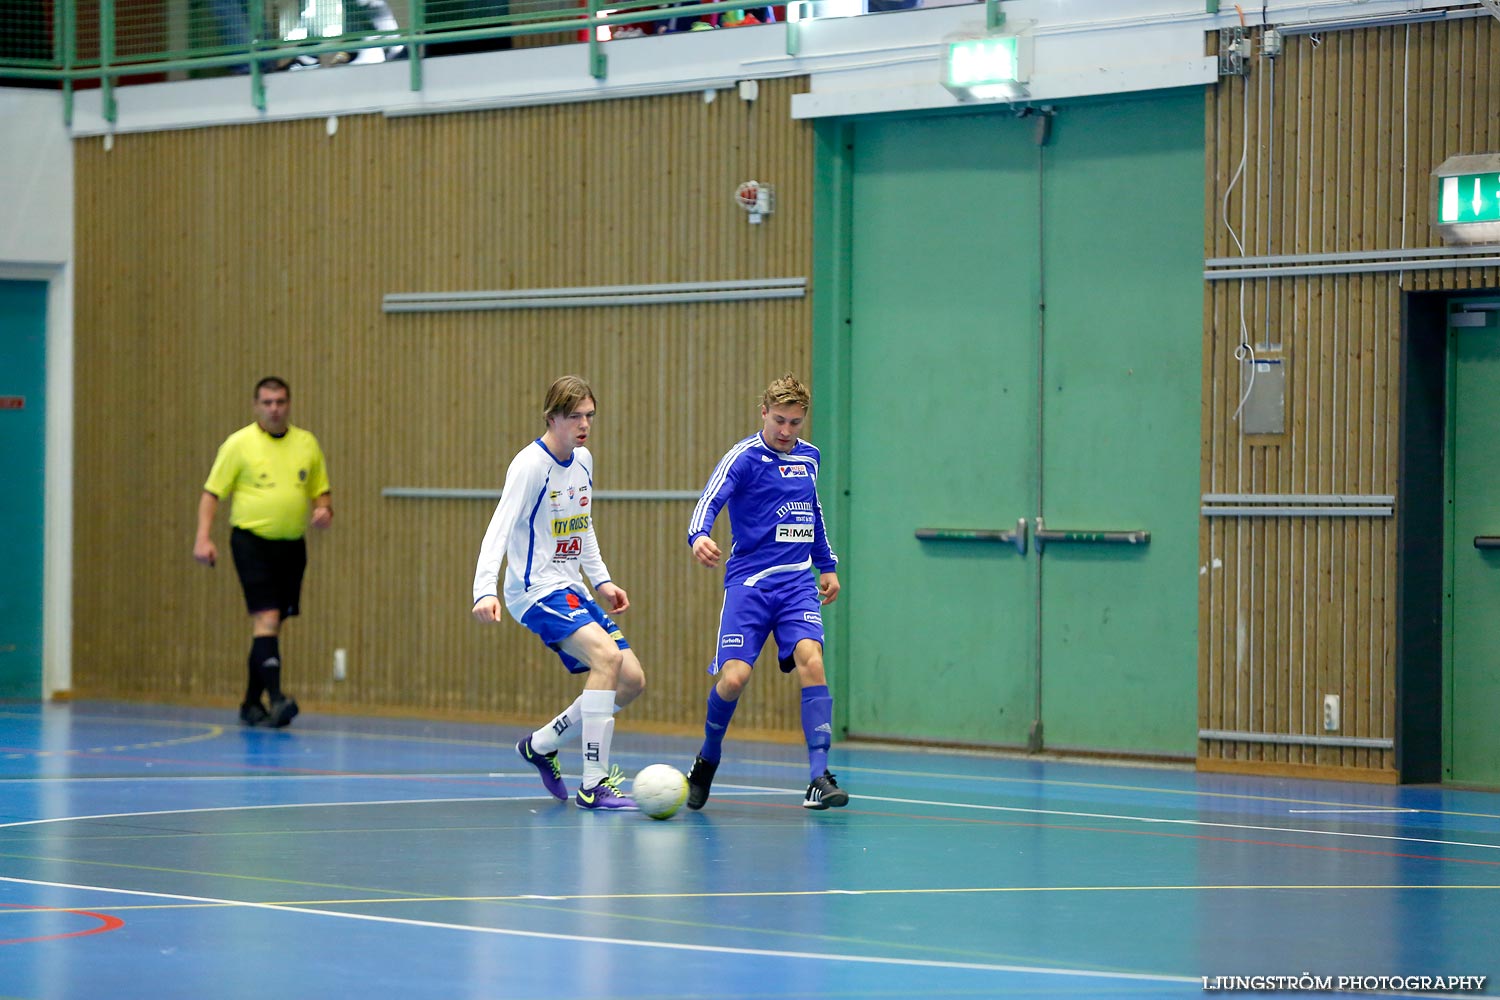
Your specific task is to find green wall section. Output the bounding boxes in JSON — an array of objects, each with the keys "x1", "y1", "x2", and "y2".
[
  {"x1": 0, "y1": 279, "x2": 48, "y2": 700},
  {"x1": 815, "y1": 90, "x2": 1203, "y2": 756}
]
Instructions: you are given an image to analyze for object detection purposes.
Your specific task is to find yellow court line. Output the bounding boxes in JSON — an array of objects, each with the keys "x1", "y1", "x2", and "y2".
[
  {"x1": 0, "y1": 852, "x2": 426, "y2": 899},
  {"x1": 0, "y1": 714, "x2": 226, "y2": 757}
]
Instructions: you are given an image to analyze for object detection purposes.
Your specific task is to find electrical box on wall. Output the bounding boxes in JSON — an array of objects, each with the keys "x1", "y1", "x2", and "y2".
[{"x1": 1240, "y1": 357, "x2": 1285, "y2": 434}]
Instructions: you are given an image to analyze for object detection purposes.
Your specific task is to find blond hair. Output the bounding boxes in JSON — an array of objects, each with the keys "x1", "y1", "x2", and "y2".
[
  {"x1": 760, "y1": 373, "x2": 810, "y2": 411},
  {"x1": 543, "y1": 375, "x2": 596, "y2": 423}
]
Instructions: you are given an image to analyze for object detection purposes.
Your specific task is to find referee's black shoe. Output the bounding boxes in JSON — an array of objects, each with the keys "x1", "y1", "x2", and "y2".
[
  {"x1": 266, "y1": 697, "x2": 299, "y2": 729},
  {"x1": 239, "y1": 701, "x2": 269, "y2": 726}
]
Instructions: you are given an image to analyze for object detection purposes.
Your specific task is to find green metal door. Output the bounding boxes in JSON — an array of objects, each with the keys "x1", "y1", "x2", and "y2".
[
  {"x1": 1035, "y1": 95, "x2": 1202, "y2": 755},
  {"x1": 834, "y1": 93, "x2": 1202, "y2": 753},
  {"x1": 0, "y1": 279, "x2": 47, "y2": 700},
  {"x1": 1448, "y1": 304, "x2": 1500, "y2": 783},
  {"x1": 844, "y1": 113, "x2": 1041, "y2": 745}
]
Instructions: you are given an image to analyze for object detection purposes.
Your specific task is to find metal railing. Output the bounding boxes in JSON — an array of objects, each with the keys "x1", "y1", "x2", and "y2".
[{"x1": 0, "y1": 0, "x2": 818, "y2": 122}]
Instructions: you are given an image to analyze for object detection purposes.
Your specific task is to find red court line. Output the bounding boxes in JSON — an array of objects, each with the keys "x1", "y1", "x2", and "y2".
[{"x1": 0, "y1": 903, "x2": 125, "y2": 945}]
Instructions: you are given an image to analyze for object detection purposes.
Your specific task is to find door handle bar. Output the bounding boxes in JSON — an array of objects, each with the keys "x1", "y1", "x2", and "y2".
[
  {"x1": 1033, "y1": 516, "x2": 1150, "y2": 553},
  {"x1": 915, "y1": 518, "x2": 1028, "y2": 556},
  {"x1": 1474, "y1": 536, "x2": 1500, "y2": 549}
]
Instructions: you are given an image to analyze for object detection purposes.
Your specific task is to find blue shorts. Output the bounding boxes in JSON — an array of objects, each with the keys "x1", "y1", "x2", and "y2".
[
  {"x1": 519, "y1": 589, "x2": 630, "y2": 674},
  {"x1": 712, "y1": 583, "x2": 824, "y2": 674}
]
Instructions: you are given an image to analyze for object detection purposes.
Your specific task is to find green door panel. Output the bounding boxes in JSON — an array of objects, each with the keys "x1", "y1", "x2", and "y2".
[
  {"x1": 0, "y1": 279, "x2": 48, "y2": 700},
  {"x1": 1449, "y1": 312, "x2": 1500, "y2": 783},
  {"x1": 1037, "y1": 93, "x2": 1203, "y2": 755},
  {"x1": 844, "y1": 113, "x2": 1041, "y2": 745}
]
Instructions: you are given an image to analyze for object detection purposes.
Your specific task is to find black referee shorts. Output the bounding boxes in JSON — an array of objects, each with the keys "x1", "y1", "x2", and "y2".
[{"x1": 230, "y1": 527, "x2": 307, "y2": 618}]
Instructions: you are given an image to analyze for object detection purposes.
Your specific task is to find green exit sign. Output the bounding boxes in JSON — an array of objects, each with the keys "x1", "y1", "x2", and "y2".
[
  {"x1": 1439, "y1": 172, "x2": 1500, "y2": 225},
  {"x1": 945, "y1": 36, "x2": 1020, "y2": 89},
  {"x1": 942, "y1": 34, "x2": 1031, "y2": 101}
]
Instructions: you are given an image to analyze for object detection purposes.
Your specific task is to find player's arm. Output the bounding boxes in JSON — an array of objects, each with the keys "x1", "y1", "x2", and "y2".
[
  {"x1": 472, "y1": 456, "x2": 538, "y2": 622},
  {"x1": 688, "y1": 447, "x2": 740, "y2": 568},
  {"x1": 193, "y1": 491, "x2": 220, "y2": 567}
]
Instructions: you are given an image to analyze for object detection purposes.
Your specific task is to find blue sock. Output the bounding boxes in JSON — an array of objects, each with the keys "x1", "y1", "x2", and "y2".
[
  {"x1": 699, "y1": 686, "x2": 738, "y2": 764},
  {"x1": 801, "y1": 684, "x2": 833, "y2": 781}
]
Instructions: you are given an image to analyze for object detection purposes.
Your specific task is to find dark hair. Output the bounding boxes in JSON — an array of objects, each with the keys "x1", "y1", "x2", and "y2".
[{"x1": 255, "y1": 376, "x2": 290, "y2": 399}]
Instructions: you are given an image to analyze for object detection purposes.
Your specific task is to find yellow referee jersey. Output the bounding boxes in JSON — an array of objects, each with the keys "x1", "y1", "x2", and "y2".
[{"x1": 203, "y1": 423, "x2": 331, "y2": 540}]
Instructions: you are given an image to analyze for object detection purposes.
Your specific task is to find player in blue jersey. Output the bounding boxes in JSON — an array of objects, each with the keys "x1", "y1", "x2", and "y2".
[
  {"x1": 684, "y1": 374, "x2": 848, "y2": 810},
  {"x1": 472, "y1": 375, "x2": 645, "y2": 811}
]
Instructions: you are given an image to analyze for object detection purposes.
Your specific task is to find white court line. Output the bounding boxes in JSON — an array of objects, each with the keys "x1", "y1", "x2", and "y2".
[
  {"x1": 0, "y1": 874, "x2": 1198, "y2": 985},
  {"x1": 834, "y1": 793, "x2": 1500, "y2": 854},
  {"x1": 0, "y1": 796, "x2": 558, "y2": 831},
  {"x1": 1287, "y1": 809, "x2": 1420, "y2": 814},
  {"x1": 5, "y1": 787, "x2": 1498, "y2": 855}
]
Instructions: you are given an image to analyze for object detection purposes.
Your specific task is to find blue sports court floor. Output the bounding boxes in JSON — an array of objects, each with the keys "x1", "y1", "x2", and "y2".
[{"x1": 0, "y1": 700, "x2": 1497, "y2": 999}]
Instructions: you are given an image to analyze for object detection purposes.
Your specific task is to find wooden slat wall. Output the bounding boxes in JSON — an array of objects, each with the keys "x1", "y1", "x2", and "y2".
[
  {"x1": 72, "y1": 77, "x2": 816, "y2": 738},
  {"x1": 1201, "y1": 18, "x2": 1500, "y2": 779}
]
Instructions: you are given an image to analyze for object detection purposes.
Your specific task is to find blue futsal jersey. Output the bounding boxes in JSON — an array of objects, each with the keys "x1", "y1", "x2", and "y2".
[{"x1": 688, "y1": 432, "x2": 838, "y2": 590}]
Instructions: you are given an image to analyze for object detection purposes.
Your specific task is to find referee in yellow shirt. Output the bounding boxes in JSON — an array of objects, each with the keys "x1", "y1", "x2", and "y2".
[{"x1": 194, "y1": 377, "x2": 332, "y2": 727}]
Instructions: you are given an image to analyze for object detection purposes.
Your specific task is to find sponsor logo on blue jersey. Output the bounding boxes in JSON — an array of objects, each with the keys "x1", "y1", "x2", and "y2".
[{"x1": 778, "y1": 465, "x2": 809, "y2": 478}]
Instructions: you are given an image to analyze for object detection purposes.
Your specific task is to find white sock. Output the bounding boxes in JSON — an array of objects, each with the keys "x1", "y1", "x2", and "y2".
[
  {"x1": 530, "y1": 696, "x2": 623, "y2": 755},
  {"x1": 579, "y1": 688, "x2": 616, "y2": 789}
]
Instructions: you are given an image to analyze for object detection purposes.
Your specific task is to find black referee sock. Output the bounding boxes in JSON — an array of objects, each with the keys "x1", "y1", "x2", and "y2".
[
  {"x1": 251, "y1": 635, "x2": 284, "y2": 702},
  {"x1": 244, "y1": 640, "x2": 266, "y2": 707}
]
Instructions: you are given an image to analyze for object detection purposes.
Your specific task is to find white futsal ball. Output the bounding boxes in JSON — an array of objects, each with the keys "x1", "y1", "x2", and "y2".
[{"x1": 632, "y1": 763, "x2": 689, "y2": 820}]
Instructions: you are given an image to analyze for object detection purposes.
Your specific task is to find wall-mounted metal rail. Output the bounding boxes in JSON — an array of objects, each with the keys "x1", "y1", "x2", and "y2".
[
  {"x1": 1201, "y1": 493, "x2": 1393, "y2": 517},
  {"x1": 1199, "y1": 728, "x2": 1393, "y2": 750},
  {"x1": 382, "y1": 278, "x2": 807, "y2": 313},
  {"x1": 1204, "y1": 244, "x2": 1500, "y2": 280}
]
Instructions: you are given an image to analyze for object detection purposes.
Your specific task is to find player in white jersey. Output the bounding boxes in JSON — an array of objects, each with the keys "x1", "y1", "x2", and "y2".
[
  {"x1": 684, "y1": 374, "x2": 848, "y2": 811},
  {"x1": 472, "y1": 375, "x2": 645, "y2": 810}
]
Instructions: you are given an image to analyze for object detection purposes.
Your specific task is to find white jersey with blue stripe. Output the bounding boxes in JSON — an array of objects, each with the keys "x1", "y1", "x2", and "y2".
[
  {"x1": 472, "y1": 439, "x2": 611, "y2": 621},
  {"x1": 688, "y1": 432, "x2": 837, "y2": 589}
]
